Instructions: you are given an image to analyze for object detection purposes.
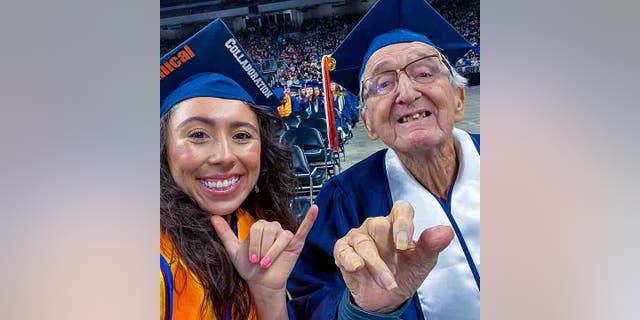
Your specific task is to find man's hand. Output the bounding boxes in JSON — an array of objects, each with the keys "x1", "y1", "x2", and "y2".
[{"x1": 333, "y1": 201, "x2": 454, "y2": 313}]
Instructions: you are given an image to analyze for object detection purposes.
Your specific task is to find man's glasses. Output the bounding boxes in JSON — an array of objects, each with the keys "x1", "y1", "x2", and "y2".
[{"x1": 361, "y1": 54, "x2": 448, "y2": 98}]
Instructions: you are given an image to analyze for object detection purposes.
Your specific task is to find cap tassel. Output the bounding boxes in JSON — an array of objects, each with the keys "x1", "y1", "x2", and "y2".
[{"x1": 321, "y1": 55, "x2": 339, "y2": 152}]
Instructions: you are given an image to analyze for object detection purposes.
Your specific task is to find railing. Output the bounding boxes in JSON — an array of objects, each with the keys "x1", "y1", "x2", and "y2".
[{"x1": 456, "y1": 64, "x2": 480, "y2": 75}]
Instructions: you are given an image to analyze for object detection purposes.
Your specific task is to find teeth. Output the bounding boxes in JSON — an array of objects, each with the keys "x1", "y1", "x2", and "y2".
[
  {"x1": 401, "y1": 111, "x2": 431, "y2": 123},
  {"x1": 202, "y1": 177, "x2": 239, "y2": 190}
]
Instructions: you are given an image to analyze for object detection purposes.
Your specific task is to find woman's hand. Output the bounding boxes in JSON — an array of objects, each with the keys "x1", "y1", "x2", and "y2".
[{"x1": 211, "y1": 205, "x2": 318, "y2": 319}]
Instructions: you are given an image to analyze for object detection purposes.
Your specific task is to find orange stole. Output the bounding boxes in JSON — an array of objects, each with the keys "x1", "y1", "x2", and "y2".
[
  {"x1": 277, "y1": 93, "x2": 292, "y2": 117},
  {"x1": 160, "y1": 209, "x2": 257, "y2": 320}
]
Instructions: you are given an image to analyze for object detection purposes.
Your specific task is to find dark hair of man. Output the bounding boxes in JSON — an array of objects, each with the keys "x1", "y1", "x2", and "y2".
[{"x1": 160, "y1": 103, "x2": 297, "y2": 320}]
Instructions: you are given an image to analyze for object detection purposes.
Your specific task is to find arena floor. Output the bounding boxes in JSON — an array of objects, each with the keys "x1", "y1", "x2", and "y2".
[{"x1": 340, "y1": 85, "x2": 480, "y2": 170}]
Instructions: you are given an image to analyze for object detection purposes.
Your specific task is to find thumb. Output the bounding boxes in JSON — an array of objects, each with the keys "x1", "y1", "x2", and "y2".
[
  {"x1": 413, "y1": 225, "x2": 454, "y2": 263},
  {"x1": 211, "y1": 215, "x2": 240, "y2": 255}
]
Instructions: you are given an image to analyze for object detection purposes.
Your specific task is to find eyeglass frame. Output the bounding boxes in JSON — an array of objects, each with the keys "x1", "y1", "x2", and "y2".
[{"x1": 360, "y1": 53, "x2": 451, "y2": 100}]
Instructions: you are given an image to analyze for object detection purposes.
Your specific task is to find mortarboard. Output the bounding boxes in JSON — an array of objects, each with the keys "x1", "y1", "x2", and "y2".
[
  {"x1": 273, "y1": 87, "x2": 285, "y2": 100},
  {"x1": 160, "y1": 19, "x2": 280, "y2": 117},
  {"x1": 330, "y1": 0, "x2": 473, "y2": 94}
]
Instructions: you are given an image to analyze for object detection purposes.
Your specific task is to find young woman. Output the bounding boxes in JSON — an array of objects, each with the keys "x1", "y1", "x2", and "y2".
[{"x1": 160, "y1": 19, "x2": 317, "y2": 320}]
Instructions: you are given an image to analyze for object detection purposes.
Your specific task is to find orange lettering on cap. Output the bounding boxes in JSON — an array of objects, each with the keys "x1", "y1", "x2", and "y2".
[
  {"x1": 160, "y1": 65, "x2": 170, "y2": 79},
  {"x1": 163, "y1": 61, "x2": 174, "y2": 72},
  {"x1": 169, "y1": 57, "x2": 181, "y2": 68},
  {"x1": 177, "y1": 50, "x2": 191, "y2": 63},
  {"x1": 184, "y1": 45, "x2": 195, "y2": 58},
  {"x1": 160, "y1": 45, "x2": 195, "y2": 80}
]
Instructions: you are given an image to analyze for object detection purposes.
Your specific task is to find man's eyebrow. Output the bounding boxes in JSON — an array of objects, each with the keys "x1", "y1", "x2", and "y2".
[
  {"x1": 367, "y1": 50, "x2": 439, "y2": 76},
  {"x1": 368, "y1": 60, "x2": 392, "y2": 76}
]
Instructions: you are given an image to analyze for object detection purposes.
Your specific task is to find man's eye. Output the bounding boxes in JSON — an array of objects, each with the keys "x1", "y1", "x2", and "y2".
[
  {"x1": 377, "y1": 80, "x2": 392, "y2": 90},
  {"x1": 415, "y1": 71, "x2": 433, "y2": 78}
]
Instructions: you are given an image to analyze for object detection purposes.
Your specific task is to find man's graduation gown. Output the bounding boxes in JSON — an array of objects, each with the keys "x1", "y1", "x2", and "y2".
[{"x1": 288, "y1": 128, "x2": 480, "y2": 320}]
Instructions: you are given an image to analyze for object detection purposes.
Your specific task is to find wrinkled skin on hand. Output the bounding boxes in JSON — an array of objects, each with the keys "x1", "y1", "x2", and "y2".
[{"x1": 333, "y1": 201, "x2": 454, "y2": 313}]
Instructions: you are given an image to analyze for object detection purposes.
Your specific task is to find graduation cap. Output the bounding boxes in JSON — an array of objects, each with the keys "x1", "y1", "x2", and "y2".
[
  {"x1": 330, "y1": 0, "x2": 473, "y2": 94},
  {"x1": 289, "y1": 86, "x2": 300, "y2": 93},
  {"x1": 160, "y1": 18, "x2": 280, "y2": 117},
  {"x1": 273, "y1": 87, "x2": 285, "y2": 100}
]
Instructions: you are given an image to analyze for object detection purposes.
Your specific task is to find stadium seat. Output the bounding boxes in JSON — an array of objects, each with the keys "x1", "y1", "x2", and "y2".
[
  {"x1": 290, "y1": 145, "x2": 325, "y2": 202},
  {"x1": 308, "y1": 112, "x2": 326, "y2": 119},
  {"x1": 290, "y1": 198, "x2": 312, "y2": 222},
  {"x1": 290, "y1": 110, "x2": 309, "y2": 121},
  {"x1": 299, "y1": 118, "x2": 329, "y2": 146},
  {"x1": 283, "y1": 116, "x2": 301, "y2": 128}
]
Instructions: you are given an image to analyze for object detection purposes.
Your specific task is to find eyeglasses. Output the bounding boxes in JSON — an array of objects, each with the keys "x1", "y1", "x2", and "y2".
[{"x1": 361, "y1": 54, "x2": 448, "y2": 98}]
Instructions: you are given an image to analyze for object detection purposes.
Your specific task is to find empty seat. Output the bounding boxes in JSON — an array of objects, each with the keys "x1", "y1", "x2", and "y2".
[
  {"x1": 308, "y1": 111, "x2": 326, "y2": 119},
  {"x1": 290, "y1": 145, "x2": 325, "y2": 201},
  {"x1": 283, "y1": 116, "x2": 301, "y2": 128}
]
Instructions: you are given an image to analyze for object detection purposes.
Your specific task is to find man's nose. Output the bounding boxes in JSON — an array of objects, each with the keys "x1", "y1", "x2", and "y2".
[{"x1": 395, "y1": 72, "x2": 421, "y2": 105}]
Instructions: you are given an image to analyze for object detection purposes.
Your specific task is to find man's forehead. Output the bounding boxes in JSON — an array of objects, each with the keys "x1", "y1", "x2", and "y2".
[{"x1": 365, "y1": 42, "x2": 439, "y2": 73}]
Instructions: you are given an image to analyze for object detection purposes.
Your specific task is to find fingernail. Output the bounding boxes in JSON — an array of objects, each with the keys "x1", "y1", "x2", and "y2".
[
  {"x1": 380, "y1": 272, "x2": 398, "y2": 290},
  {"x1": 351, "y1": 259, "x2": 363, "y2": 270},
  {"x1": 396, "y1": 231, "x2": 408, "y2": 250},
  {"x1": 250, "y1": 254, "x2": 259, "y2": 264},
  {"x1": 260, "y1": 257, "x2": 271, "y2": 268}
]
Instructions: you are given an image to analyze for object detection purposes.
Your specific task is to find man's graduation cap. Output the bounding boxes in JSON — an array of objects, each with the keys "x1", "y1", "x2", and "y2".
[
  {"x1": 329, "y1": 0, "x2": 473, "y2": 94},
  {"x1": 160, "y1": 19, "x2": 280, "y2": 117}
]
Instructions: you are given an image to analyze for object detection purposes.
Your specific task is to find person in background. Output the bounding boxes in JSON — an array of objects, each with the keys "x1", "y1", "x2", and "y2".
[
  {"x1": 160, "y1": 19, "x2": 317, "y2": 320},
  {"x1": 289, "y1": 86, "x2": 302, "y2": 113},
  {"x1": 289, "y1": 0, "x2": 479, "y2": 319}
]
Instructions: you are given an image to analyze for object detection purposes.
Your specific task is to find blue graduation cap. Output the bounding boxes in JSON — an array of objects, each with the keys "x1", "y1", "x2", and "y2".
[
  {"x1": 273, "y1": 87, "x2": 285, "y2": 100},
  {"x1": 160, "y1": 19, "x2": 280, "y2": 117},
  {"x1": 330, "y1": 0, "x2": 473, "y2": 94},
  {"x1": 289, "y1": 86, "x2": 300, "y2": 93}
]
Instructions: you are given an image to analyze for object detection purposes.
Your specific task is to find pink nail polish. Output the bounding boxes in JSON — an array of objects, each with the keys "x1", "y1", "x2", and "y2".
[
  {"x1": 250, "y1": 254, "x2": 259, "y2": 264},
  {"x1": 260, "y1": 257, "x2": 271, "y2": 268}
]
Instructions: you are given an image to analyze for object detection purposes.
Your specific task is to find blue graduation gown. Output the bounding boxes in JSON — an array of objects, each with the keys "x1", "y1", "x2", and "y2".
[
  {"x1": 291, "y1": 96, "x2": 302, "y2": 113},
  {"x1": 288, "y1": 132, "x2": 480, "y2": 320}
]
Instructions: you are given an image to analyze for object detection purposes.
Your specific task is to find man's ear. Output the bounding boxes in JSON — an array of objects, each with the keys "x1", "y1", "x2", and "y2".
[
  {"x1": 360, "y1": 107, "x2": 378, "y2": 140},
  {"x1": 453, "y1": 87, "x2": 465, "y2": 122}
]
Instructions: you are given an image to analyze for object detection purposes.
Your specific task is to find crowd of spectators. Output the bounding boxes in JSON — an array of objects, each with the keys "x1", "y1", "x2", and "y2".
[
  {"x1": 235, "y1": 14, "x2": 362, "y2": 88},
  {"x1": 161, "y1": 0, "x2": 480, "y2": 88},
  {"x1": 431, "y1": 0, "x2": 480, "y2": 71}
]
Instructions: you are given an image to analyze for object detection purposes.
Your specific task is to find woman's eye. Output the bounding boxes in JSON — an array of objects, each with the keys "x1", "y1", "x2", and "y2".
[
  {"x1": 188, "y1": 130, "x2": 209, "y2": 140},
  {"x1": 233, "y1": 132, "x2": 252, "y2": 140}
]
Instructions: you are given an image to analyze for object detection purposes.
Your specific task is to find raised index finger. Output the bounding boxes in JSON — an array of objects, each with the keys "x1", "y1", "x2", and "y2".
[
  {"x1": 388, "y1": 200, "x2": 415, "y2": 250},
  {"x1": 292, "y1": 204, "x2": 318, "y2": 244}
]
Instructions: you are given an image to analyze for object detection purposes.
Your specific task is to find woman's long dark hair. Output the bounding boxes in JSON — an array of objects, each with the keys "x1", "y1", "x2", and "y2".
[{"x1": 160, "y1": 103, "x2": 297, "y2": 319}]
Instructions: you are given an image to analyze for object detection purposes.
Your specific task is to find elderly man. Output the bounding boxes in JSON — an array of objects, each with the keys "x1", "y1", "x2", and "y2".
[{"x1": 288, "y1": 0, "x2": 479, "y2": 320}]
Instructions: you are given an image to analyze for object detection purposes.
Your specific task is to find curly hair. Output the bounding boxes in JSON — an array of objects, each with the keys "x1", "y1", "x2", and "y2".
[{"x1": 160, "y1": 103, "x2": 297, "y2": 320}]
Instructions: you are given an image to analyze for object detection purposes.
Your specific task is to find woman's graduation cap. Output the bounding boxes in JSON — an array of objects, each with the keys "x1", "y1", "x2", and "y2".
[
  {"x1": 160, "y1": 19, "x2": 280, "y2": 117},
  {"x1": 329, "y1": 0, "x2": 473, "y2": 95}
]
